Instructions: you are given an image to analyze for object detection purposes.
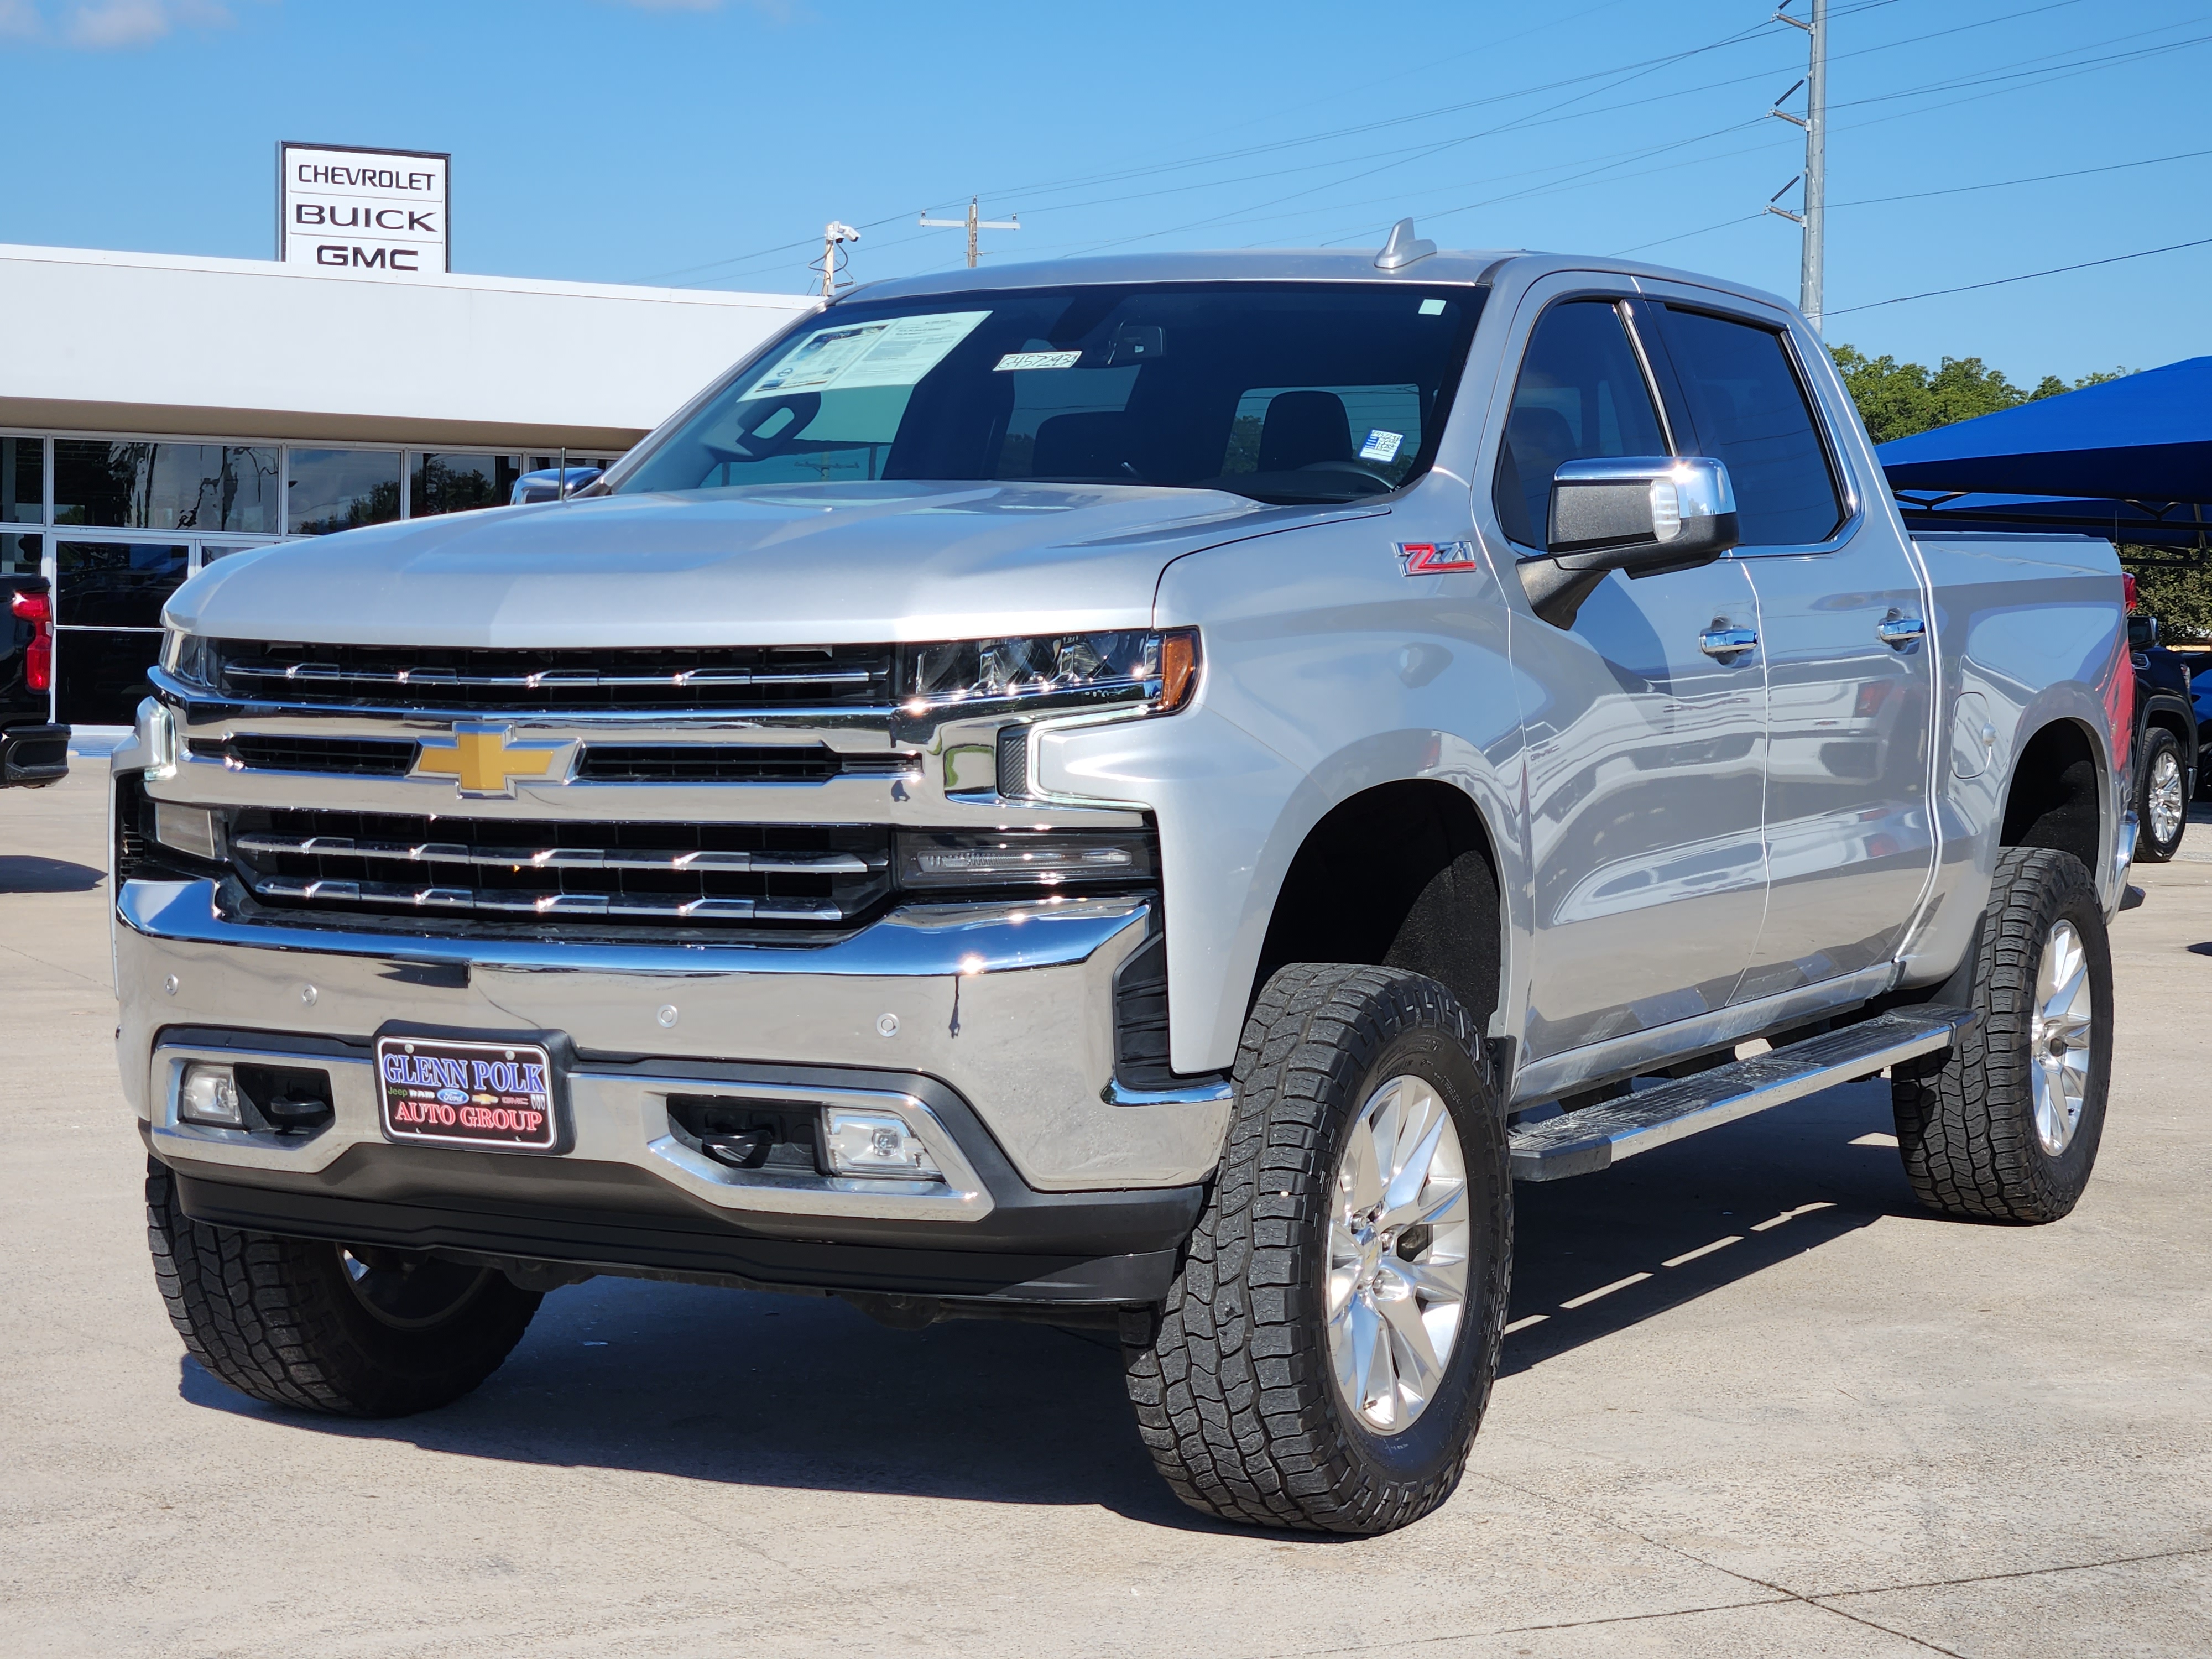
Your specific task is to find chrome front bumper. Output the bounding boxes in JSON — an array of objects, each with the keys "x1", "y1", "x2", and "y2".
[{"x1": 118, "y1": 880, "x2": 1234, "y2": 1199}]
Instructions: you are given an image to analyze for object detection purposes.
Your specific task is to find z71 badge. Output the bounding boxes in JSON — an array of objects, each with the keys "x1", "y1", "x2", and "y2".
[{"x1": 1397, "y1": 540, "x2": 1484, "y2": 575}]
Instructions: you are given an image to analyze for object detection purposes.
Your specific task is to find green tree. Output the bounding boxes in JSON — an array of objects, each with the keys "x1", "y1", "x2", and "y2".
[{"x1": 1829, "y1": 347, "x2": 2209, "y2": 640}]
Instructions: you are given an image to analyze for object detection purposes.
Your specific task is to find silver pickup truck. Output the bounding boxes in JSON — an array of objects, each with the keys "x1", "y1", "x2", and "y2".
[{"x1": 115, "y1": 227, "x2": 2133, "y2": 1536}]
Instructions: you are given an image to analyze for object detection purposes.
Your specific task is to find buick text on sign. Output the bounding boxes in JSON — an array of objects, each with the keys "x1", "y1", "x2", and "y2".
[{"x1": 278, "y1": 142, "x2": 451, "y2": 278}]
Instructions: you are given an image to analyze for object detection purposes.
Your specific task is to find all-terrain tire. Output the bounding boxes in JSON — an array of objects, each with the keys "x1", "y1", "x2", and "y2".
[
  {"x1": 147, "y1": 1157, "x2": 543, "y2": 1415},
  {"x1": 1123, "y1": 963, "x2": 1511, "y2": 1534},
  {"x1": 2134, "y1": 727, "x2": 2187, "y2": 863},
  {"x1": 1890, "y1": 848, "x2": 2113, "y2": 1223}
]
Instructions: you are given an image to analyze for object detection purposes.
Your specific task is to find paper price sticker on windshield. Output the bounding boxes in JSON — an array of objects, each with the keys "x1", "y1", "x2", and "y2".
[
  {"x1": 742, "y1": 310, "x2": 989, "y2": 399},
  {"x1": 994, "y1": 349, "x2": 1084, "y2": 372},
  {"x1": 1360, "y1": 429, "x2": 1405, "y2": 463}
]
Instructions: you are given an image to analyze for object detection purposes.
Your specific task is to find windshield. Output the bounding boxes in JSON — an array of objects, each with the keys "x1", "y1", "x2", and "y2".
[{"x1": 613, "y1": 281, "x2": 1485, "y2": 506}]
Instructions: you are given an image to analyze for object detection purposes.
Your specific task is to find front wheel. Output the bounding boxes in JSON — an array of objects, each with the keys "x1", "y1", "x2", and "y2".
[
  {"x1": 1123, "y1": 964, "x2": 1511, "y2": 1534},
  {"x1": 147, "y1": 1157, "x2": 543, "y2": 1415},
  {"x1": 2134, "y1": 727, "x2": 2187, "y2": 862}
]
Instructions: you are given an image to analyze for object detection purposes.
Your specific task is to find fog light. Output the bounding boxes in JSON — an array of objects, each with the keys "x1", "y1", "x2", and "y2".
[
  {"x1": 823, "y1": 1109, "x2": 942, "y2": 1179},
  {"x1": 154, "y1": 802, "x2": 220, "y2": 862},
  {"x1": 179, "y1": 1062, "x2": 243, "y2": 1128}
]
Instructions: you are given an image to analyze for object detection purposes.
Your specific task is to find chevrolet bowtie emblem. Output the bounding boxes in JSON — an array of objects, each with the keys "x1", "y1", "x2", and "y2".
[{"x1": 414, "y1": 724, "x2": 565, "y2": 797}]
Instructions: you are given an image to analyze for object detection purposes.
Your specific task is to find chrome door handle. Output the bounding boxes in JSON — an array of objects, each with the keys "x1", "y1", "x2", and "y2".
[
  {"x1": 1699, "y1": 627, "x2": 1759, "y2": 659},
  {"x1": 1877, "y1": 614, "x2": 1926, "y2": 648}
]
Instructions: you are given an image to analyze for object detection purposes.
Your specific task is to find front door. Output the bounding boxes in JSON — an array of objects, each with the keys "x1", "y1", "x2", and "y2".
[
  {"x1": 1639, "y1": 296, "x2": 1936, "y2": 997},
  {"x1": 1491, "y1": 290, "x2": 1770, "y2": 1062}
]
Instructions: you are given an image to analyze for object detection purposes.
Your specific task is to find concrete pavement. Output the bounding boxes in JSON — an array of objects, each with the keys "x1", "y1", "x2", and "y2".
[{"x1": 2, "y1": 767, "x2": 2205, "y2": 1657}]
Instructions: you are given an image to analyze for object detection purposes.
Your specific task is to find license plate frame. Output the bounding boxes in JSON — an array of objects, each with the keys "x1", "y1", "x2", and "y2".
[{"x1": 375, "y1": 1030, "x2": 568, "y2": 1154}]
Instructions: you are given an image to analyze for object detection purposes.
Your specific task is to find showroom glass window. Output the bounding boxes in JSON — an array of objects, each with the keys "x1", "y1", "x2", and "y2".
[
  {"x1": 3, "y1": 436, "x2": 43, "y2": 523},
  {"x1": 53, "y1": 441, "x2": 278, "y2": 534},
  {"x1": 288, "y1": 448, "x2": 403, "y2": 534},
  {"x1": 1653, "y1": 307, "x2": 1843, "y2": 546}
]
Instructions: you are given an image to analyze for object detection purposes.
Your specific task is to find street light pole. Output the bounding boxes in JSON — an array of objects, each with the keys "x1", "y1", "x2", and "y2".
[{"x1": 1768, "y1": 0, "x2": 1827, "y2": 331}]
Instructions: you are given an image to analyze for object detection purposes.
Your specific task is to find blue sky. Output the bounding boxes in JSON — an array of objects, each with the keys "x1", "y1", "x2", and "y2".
[{"x1": 2, "y1": 0, "x2": 2205, "y2": 383}]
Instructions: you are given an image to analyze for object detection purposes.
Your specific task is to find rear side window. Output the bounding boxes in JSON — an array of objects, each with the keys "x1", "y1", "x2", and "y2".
[
  {"x1": 1656, "y1": 307, "x2": 1843, "y2": 546},
  {"x1": 1491, "y1": 300, "x2": 1668, "y2": 548}
]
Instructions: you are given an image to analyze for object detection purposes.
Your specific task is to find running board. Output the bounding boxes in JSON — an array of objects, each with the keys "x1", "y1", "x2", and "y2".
[{"x1": 1507, "y1": 1006, "x2": 1978, "y2": 1182}]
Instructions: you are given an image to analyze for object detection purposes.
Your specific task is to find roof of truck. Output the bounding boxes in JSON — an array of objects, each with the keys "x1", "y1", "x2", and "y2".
[{"x1": 840, "y1": 247, "x2": 1799, "y2": 315}]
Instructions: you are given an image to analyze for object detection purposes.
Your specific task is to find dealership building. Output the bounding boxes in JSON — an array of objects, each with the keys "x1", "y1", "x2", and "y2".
[{"x1": 1, "y1": 235, "x2": 811, "y2": 728}]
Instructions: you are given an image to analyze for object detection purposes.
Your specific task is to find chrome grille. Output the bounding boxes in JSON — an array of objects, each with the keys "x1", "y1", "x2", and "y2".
[
  {"x1": 204, "y1": 642, "x2": 895, "y2": 713},
  {"x1": 189, "y1": 735, "x2": 419, "y2": 776},
  {"x1": 224, "y1": 808, "x2": 891, "y2": 928}
]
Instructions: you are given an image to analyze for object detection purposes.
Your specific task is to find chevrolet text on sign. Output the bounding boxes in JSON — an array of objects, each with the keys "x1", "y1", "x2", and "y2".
[{"x1": 278, "y1": 142, "x2": 450, "y2": 277}]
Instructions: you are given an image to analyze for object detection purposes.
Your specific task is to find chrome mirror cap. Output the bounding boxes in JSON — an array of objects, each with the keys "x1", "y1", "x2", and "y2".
[{"x1": 1517, "y1": 456, "x2": 1741, "y2": 629}]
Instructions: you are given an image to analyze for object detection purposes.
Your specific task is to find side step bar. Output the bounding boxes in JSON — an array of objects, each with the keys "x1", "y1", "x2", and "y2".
[{"x1": 1507, "y1": 1006, "x2": 1978, "y2": 1182}]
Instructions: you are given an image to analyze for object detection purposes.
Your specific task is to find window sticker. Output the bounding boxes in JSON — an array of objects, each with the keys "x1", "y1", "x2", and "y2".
[
  {"x1": 742, "y1": 311, "x2": 989, "y2": 399},
  {"x1": 1359, "y1": 429, "x2": 1405, "y2": 463},
  {"x1": 1418, "y1": 298, "x2": 1448, "y2": 316},
  {"x1": 994, "y1": 349, "x2": 1085, "y2": 372}
]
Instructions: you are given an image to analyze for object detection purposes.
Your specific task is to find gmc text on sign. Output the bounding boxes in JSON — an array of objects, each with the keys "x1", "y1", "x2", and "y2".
[{"x1": 278, "y1": 142, "x2": 451, "y2": 278}]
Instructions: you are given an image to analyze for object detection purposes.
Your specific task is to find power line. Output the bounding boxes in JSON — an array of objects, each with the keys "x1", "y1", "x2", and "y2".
[{"x1": 1825, "y1": 234, "x2": 2212, "y2": 319}]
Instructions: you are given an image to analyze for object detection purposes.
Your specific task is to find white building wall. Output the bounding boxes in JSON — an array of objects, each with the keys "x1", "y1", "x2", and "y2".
[{"x1": 0, "y1": 243, "x2": 815, "y2": 447}]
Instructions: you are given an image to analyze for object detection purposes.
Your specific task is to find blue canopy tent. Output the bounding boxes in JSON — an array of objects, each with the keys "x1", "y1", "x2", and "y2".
[{"x1": 1876, "y1": 354, "x2": 2212, "y2": 555}]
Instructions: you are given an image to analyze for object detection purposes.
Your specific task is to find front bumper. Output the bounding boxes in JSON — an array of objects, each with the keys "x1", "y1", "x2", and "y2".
[{"x1": 118, "y1": 879, "x2": 1230, "y2": 1301}]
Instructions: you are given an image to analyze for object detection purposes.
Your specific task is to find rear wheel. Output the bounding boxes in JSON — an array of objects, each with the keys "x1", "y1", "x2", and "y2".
[
  {"x1": 1123, "y1": 963, "x2": 1511, "y2": 1534},
  {"x1": 147, "y1": 1157, "x2": 542, "y2": 1415},
  {"x1": 1891, "y1": 848, "x2": 2112, "y2": 1223},
  {"x1": 2134, "y1": 727, "x2": 2187, "y2": 862}
]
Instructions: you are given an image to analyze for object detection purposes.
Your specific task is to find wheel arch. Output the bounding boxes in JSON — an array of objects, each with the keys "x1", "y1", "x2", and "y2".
[{"x1": 1998, "y1": 715, "x2": 2109, "y2": 877}]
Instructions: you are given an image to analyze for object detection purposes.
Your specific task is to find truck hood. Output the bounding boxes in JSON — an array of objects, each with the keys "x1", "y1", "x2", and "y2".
[{"x1": 168, "y1": 481, "x2": 1380, "y2": 648}]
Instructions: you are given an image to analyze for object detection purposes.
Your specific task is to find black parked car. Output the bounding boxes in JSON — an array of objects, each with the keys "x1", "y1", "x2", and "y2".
[
  {"x1": 1, "y1": 575, "x2": 68, "y2": 788},
  {"x1": 2128, "y1": 605, "x2": 2194, "y2": 862}
]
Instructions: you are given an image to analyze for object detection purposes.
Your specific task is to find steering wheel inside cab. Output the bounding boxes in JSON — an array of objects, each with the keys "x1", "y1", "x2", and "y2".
[{"x1": 703, "y1": 393, "x2": 823, "y2": 465}]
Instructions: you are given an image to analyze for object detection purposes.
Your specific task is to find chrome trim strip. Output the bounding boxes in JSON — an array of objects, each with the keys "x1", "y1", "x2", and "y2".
[
  {"x1": 247, "y1": 878, "x2": 848, "y2": 924},
  {"x1": 1100, "y1": 1077, "x2": 1234, "y2": 1108},
  {"x1": 118, "y1": 879, "x2": 1152, "y2": 976},
  {"x1": 231, "y1": 830, "x2": 879, "y2": 874}
]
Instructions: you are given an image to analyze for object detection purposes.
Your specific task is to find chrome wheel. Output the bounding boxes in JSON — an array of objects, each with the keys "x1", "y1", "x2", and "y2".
[
  {"x1": 2147, "y1": 747, "x2": 2185, "y2": 846},
  {"x1": 2029, "y1": 921, "x2": 2095, "y2": 1155},
  {"x1": 1327, "y1": 1074, "x2": 1470, "y2": 1434}
]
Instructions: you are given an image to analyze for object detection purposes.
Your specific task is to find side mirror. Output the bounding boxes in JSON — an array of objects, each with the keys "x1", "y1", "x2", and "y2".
[
  {"x1": 1517, "y1": 456, "x2": 1740, "y2": 628},
  {"x1": 2128, "y1": 613, "x2": 2158, "y2": 651}
]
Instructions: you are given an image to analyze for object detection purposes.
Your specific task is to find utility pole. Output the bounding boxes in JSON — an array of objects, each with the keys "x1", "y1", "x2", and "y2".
[
  {"x1": 816, "y1": 221, "x2": 862, "y2": 298},
  {"x1": 1766, "y1": 0, "x2": 1827, "y2": 331},
  {"x1": 919, "y1": 197, "x2": 1019, "y2": 268}
]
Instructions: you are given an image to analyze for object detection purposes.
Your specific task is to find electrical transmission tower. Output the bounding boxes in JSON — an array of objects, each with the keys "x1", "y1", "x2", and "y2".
[
  {"x1": 1765, "y1": 0, "x2": 1827, "y2": 331},
  {"x1": 919, "y1": 197, "x2": 1019, "y2": 268}
]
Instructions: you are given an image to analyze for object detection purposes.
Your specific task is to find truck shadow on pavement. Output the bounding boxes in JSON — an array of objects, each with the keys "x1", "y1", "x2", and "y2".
[
  {"x1": 176, "y1": 1079, "x2": 1931, "y2": 1530},
  {"x1": 0, "y1": 855, "x2": 103, "y2": 893}
]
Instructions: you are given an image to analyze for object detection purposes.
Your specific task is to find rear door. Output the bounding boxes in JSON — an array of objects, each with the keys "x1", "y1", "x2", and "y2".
[{"x1": 1640, "y1": 293, "x2": 1936, "y2": 999}]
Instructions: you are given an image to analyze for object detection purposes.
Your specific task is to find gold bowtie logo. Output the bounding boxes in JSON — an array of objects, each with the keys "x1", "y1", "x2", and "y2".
[{"x1": 414, "y1": 724, "x2": 565, "y2": 797}]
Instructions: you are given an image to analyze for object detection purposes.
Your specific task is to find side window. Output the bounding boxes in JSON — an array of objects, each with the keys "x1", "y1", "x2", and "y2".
[
  {"x1": 1656, "y1": 307, "x2": 1844, "y2": 546},
  {"x1": 1491, "y1": 299, "x2": 1668, "y2": 548}
]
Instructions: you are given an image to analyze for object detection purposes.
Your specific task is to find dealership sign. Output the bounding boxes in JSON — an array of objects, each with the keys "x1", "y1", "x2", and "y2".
[{"x1": 277, "y1": 142, "x2": 450, "y2": 277}]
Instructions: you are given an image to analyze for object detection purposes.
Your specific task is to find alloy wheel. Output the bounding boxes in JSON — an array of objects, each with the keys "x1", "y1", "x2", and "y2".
[
  {"x1": 1326, "y1": 1074, "x2": 1470, "y2": 1433},
  {"x1": 2147, "y1": 747, "x2": 2186, "y2": 846},
  {"x1": 2029, "y1": 920, "x2": 2096, "y2": 1156}
]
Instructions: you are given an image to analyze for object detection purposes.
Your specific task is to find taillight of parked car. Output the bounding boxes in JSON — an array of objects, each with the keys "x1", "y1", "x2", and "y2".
[
  {"x1": 2124, "y1": 572, "x2": 2138, "y2": 613},
  {"x1": 9, "y1": 589, "x2": 53, "y2": 693}
]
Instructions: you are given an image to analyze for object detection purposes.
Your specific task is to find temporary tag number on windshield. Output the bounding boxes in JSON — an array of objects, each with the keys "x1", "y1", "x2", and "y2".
[{"x1": 994, "y1": 350, "x2": 1084, "y2": 372}]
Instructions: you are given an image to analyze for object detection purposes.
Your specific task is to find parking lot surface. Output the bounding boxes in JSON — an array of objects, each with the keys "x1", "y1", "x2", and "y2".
[{"x1": 3, "y1": 769, "x2": 2206, "y2": 1657}]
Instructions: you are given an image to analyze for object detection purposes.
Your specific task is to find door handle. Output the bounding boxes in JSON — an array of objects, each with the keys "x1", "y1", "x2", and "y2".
[
  {"x1": 1877, "y1": 614, "x2": 1926, "y2": 649},
  {"x1": 1699, "y1": 626, "x2": 1759, "y2": 659}
]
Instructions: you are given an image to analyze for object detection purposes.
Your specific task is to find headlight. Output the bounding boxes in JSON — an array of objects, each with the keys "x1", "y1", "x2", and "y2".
[
  {"x1": 895, "y1": 828, "x2": 1157, "y2": 891},
  {"x1": 902, "y1": 629, "x2": 1199, "y2": 714},
  {"x1": 161, "y1": 629, "x2": 214, "y2": 687}
]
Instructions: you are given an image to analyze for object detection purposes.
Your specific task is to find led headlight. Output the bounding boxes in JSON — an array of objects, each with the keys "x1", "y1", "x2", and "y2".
[
  {"x1": 160, "y1": 629, "x2": 215, "y2": 687},
  {"x1": 902, "y1": 629, "x2": 1199, "y2": 713},
  {"x1": 896, "y1": 829, "x2": 1157, "y2": 891}
]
